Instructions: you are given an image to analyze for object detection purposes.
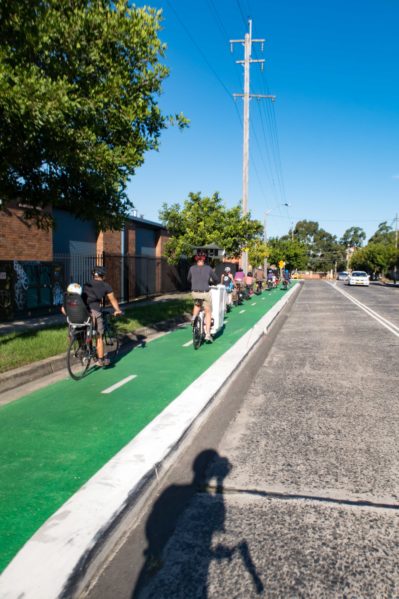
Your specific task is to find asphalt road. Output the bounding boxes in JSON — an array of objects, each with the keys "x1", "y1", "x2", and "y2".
[{"x1": 87, "y1": 280, "x2": 399, "y2": 598}]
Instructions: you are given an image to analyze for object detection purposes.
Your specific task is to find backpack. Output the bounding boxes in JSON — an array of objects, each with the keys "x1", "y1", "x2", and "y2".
[{"x1": 64, "y1": 292, "x2": 90, "y2": 324}]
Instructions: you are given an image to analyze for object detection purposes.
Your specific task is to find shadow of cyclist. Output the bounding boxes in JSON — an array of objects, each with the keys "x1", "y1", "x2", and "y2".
[{"x1": 132, "y1": 449, "x2": 264, "y2": 598}]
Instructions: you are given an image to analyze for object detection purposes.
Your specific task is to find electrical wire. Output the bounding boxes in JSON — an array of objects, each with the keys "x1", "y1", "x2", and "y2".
[
  {"x1": 235, "y1": 0, "x2": 248, "y2": 27},
  {"x1": 165, "y1": 0, "x2": 233, "y2": 100}
]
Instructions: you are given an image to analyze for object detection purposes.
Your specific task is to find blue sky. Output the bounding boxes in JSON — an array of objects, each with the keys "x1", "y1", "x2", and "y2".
[{"x1": 129, "y1": 0, "x2": 399, "y2": 241}]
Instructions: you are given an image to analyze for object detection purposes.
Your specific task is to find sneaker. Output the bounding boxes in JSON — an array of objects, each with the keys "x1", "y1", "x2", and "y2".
[
  {"x1": 205, "y1": 333, "x2": 213, "y2": 343},
  {"x1": 97, "y1": 357, "x2": 111, "y2": 367}
]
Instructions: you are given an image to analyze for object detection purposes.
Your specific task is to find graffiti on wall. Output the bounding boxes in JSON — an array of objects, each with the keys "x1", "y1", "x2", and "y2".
[
  {"x1": 13, "y1": 260, "x2": 29, "y2": 310},
  {"x1": 0, "y1": 261, "x2": 65, "y2": 320}
]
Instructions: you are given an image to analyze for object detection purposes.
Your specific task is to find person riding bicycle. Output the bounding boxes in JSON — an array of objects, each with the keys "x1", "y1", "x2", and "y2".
[
  {"x1": 188, "y1": 253, "x2": 218, "y2": 343},
  {"x1": 246, "y1": 270, "x2": 254, "y2": 288},
  {"x1": 254, "y1": 266, "x2": 264, "y2": 291},
  {"x1": 221, "y1": 266, "x2": 235, "y2": 309},
  {"x1": 83, "y1": 266, "x2": 122, "y2": 367}
]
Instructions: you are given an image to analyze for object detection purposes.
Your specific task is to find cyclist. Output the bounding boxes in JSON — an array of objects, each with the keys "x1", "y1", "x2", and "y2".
[
  {"x1": 254, "y1": 266, "x2": 264, "y2": 292},
  {"x1": 246, "y1": 270, "x2": 254, "y2": 296},
  {"x1": 83, "y1": 266, "x2": 122, "y2": 366},
  {"x1": 284, "y1": 269, "x2": 291, "y2": 284},
  {"x1": 221, "y1": 266, "x2": 235, "y2": 309},
  {"x1": 188, "y1": 253, "x2": 218, "y2": 342}
]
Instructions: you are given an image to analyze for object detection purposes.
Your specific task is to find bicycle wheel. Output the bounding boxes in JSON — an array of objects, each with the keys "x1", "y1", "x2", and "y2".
[
  {"x1": 192, "y1": 316, "x2": 203, "y2": 350},
  {"x1": 103, "y1": 323, "x2": 120, "y2": 362},
  {"x1": 67, "y1": 333, "x2": 91, "y2": 380}
]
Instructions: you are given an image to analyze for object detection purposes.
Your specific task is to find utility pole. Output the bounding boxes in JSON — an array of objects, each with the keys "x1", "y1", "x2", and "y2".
[{"x1": 231, "y1": 20, "x2": 275, "y2": 274}]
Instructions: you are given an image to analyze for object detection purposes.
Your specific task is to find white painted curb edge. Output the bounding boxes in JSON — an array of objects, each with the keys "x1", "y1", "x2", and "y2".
[{"x1": 0, "y1": 284, "x2": 301, "y2": 599}]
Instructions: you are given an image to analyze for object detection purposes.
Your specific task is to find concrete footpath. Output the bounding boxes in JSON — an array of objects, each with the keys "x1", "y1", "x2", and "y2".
[{"x1": 0, "y1": 284, "x2": 301, "y2": 598}]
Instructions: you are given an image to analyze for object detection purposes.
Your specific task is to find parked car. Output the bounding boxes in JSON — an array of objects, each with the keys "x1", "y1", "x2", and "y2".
[
  {"x1": 337, "y1": 271, "x2": 349, "y2": 281},
  {"x1": 346, "y1": 271, "x2": 370, "y2": 286}
]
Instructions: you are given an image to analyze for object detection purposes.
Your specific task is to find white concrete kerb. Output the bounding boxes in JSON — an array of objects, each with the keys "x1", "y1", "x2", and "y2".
[{"x1": 0, "y1": 283, "x2": 301, "y2": 599}]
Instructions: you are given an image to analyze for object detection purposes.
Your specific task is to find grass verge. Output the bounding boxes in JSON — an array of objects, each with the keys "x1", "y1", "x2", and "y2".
[{"x1": 0, "y1": 298, "x2": 193, "y2": 374}]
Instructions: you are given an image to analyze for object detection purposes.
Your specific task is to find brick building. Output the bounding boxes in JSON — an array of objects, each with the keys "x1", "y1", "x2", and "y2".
[{"x1": 0, "y1": 204, "x2": 186, "y2": 320}]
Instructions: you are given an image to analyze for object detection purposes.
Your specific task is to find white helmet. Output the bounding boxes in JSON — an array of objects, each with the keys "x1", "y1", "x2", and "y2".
[
  {"x1": 67, "y1": 283, "x2": 82, "y2": 295},
  {"x1": 224, "y1": 266, "x2": 231, "y2": 272}
]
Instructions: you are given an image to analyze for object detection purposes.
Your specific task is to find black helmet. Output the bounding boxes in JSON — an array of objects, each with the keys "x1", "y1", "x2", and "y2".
[{"x1": 92, "y1": 265, "x2": 106, "y2": 277}]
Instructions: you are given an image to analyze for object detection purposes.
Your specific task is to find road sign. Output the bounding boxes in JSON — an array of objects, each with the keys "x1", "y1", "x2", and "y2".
[{"x1": 278, "y1": 260, "x2": 285, "y2": 268}]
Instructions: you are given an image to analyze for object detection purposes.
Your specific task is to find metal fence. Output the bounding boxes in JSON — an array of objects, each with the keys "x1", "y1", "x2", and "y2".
[
  {"x1": 102, "y1": 254, "x2": 190, "y2": 302},
  {"x1": 0, "y1": 255, "x2": 190, "y2": 321},
  {"x1": 54, "y1": 253, "x2": 104, "y2": 288}
]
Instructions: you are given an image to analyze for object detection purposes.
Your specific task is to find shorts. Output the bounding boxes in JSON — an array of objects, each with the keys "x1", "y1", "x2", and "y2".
[
  {"x1": 90, "y1": 309, "x2": 104, "y2": 334},
  {"x1": 192, "y1": 291, "x2": 212, "y2": 310}
]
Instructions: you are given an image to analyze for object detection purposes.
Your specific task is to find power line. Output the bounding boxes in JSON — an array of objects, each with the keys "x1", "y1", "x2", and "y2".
[
  {"x1": 165, "y1": 0, "x2": 233, "y2": 100},
  {"x1": 235, "y1": 0, "x2": 248, "y2": 26}
]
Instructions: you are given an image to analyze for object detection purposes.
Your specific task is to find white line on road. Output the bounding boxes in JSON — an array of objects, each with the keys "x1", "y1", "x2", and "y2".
[
  {"x1": 183, "y1": 340, "x2": 193, "y2": 347},
  {"x1": 327, "y1": 282, "x2": 399, "y2": 338},
  {"x1": 239, "y1": 309, "x2": 246, "y2": 314},
  {"x1": 101, "y1": 375, "x2": 137, "y2": 394},
  {"x1": 251, "y1": 302, "x2": 256, "y2": 306}
]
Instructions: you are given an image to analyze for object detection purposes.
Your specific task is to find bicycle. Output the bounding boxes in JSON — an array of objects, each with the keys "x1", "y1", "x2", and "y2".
[
  {"x1": 66, "y1": 310, "x2": 120, "y2": 380},
  {"x1": 192, "y1": 299, "x2": 206, "y2": 349}
]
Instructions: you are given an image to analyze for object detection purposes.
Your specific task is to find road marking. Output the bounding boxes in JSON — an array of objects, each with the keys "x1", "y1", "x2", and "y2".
[
  {"x1": 239, "y1": 309, "x2": 246, "y2": 314},
  {"x1": 328, "y1": 283, "x2": 399, "y2": 338},
  {"x1": 251, "y1": 302, "x2": 256, "y2": 306},
  {"x1": 261, "y1": 297, "x2": 265, "y2": 300},
  {"x1": 101, "y1": 375, "x2": 137, "y2": 394},
  {"x1": 183, "y1": 340, "x2": 193, "y2": 347}
]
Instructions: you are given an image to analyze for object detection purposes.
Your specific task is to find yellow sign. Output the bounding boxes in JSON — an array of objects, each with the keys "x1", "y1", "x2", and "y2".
[{"x1": 278, "y1": 260, "x2": 285, "y2": 268}]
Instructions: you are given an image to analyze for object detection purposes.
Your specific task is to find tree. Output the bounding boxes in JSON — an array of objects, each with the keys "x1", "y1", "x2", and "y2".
[
  {"x1": 368, "y1": 222, "x2": 395, "y2": 245},
  {"x1": 267, "y1": 238, "x2": 308, "y2": 271},
  {"x1": 339, "y1": 227, "x2": 366, "y2": 248},
  {"x1": 159, "y1": 192, "x2": 264, "y2": 264},
  {"x1": 292, "y1": 220, "x2": 343, "y2": 271},
  {"x1": 350, "y1": 243, "x2": 396, "y2": 275},
  {"x1": 248, "y1": 239, "x2": 269, "y2": 269},
  {"x1": 0, "y1": 0, "x2": 187, "y2": 229}
]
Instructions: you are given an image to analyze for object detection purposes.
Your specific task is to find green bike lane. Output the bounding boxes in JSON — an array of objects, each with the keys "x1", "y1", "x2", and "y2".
[{"x1": 0, "y1": 287, "x2": 290, "y2": 572}]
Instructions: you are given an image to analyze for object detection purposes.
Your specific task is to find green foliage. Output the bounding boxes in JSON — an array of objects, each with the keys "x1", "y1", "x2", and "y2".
[
  {"x1": 292, "y1": 220, "x2": 343, "y2": 271},
  {"x1": 159, "y1": 192, "x2": 264, "y2": 264},
  {"x1": 350, "y1": 243, "x2": 397, "y2": 275},
  {"x1": 339, "y1": 226, "x2": 366, "y2": 248},
  {"x1": 0, "y1": 0, "x2": 188, "y2": 229},
  {"x1": 248, "y1": 239, "x2": 269, "y2": 269},
  {"x1": 368, "y1": 221, "x2": 395, "y2": 245},
  {"x1": 267, "y1": 237, "x2": 308, "y2": 271}
]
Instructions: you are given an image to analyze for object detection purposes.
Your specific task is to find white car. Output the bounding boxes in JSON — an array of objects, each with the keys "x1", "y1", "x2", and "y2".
[
  {"x1": 337, "y1": 271, "x2": 349, "y2": 281},
  {"x1": 347, "y1": 271, "x2": 370, "y2": 286}
]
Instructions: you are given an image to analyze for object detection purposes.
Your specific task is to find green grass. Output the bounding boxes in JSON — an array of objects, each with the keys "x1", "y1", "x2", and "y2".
[{"x1": 0, "y1": 298, "x2": 193, "y2": 374}]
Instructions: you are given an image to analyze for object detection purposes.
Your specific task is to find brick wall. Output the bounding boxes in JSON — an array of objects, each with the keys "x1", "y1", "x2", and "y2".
[
  {"x1": 0, "y1": 206, "x2": 53, "y2": 261},
  {"x1": 97, "y1": 229, "x2": 121, "y2": 255}
]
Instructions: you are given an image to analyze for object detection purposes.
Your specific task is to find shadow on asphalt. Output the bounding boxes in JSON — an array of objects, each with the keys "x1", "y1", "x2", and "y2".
[{"x1": 132, "y1": 450, "x2": 264, "y2": 599}]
